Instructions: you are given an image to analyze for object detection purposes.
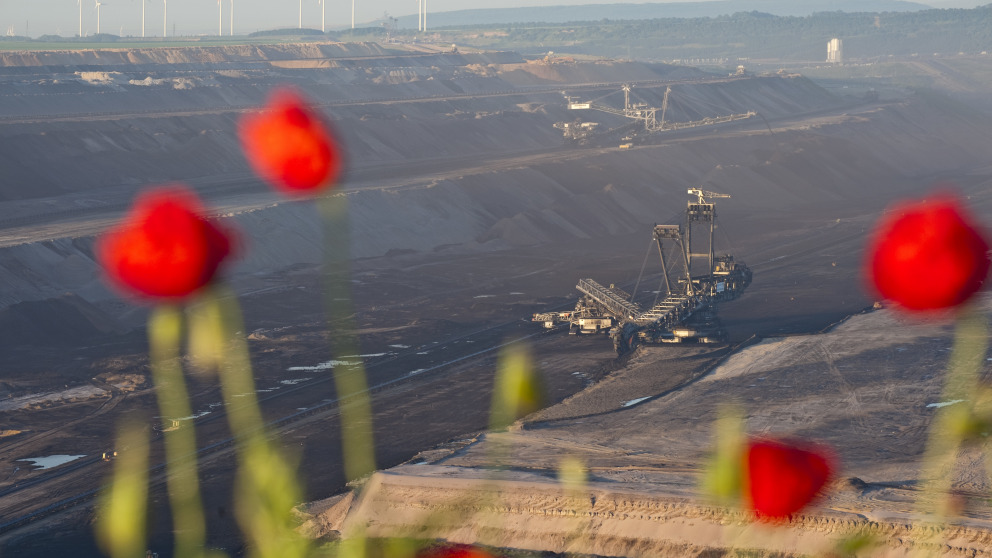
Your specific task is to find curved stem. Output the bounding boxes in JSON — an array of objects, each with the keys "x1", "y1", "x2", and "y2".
[
  {"x1": 913, "y1": 306, "x2": 989, "y2": 554},
  {"x1": 319, "y1": 195, "x2": 376, "y2": 484},
  {"x1": 149, "y1": 305, "x2": 210, "y2": 558}
]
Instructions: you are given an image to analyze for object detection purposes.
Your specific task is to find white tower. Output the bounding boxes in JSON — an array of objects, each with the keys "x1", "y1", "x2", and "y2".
[
  {"x1": 827, "y1": 38, "x2": 843, "y2": 64},
  {"x1": 94, "y1": 0, "x2": 103, "y2": 34}
]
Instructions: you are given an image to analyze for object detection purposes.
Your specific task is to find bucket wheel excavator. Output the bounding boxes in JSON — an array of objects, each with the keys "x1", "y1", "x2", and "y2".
[
  {"x1": 532, "y1": 188, "x2": 752, "y2": 355},
  {"x1": 554, "y1": 84, "x2": 755, "y2": 146}
]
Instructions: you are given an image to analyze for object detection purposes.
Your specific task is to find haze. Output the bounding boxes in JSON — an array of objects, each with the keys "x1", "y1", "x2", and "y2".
[
  {"x1": 5, "y1": 0, "x2": 992, "y2": 551},
  {"x1": 0, "y1": 0, "x2": 984, "y2": 38}
]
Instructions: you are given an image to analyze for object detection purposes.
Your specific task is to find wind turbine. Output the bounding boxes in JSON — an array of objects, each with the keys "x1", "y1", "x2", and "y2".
[
  {"x1": 352, "y1": 0, "x2": 355, "y2": 29},
  {"x1": 78, "y1": 0, "x2": 83, "y2": 37},
  {"x1": 141, "y1": 0, "x2": 145, "y2": 37},
  {"x1": 417, "y1": 0, "x2": 427, "y2": 31},
  {"x1": 318, "y1": 0, "x2": 324, "y2": 33},
  {"x1": 299, "y1": 0, "x2": 302, "y2": 29},
  {"x1": 163, "y1": 0, "x2": 167, "y2": 37},
  {"x1": 94, "y1": 0, "x2": 104, "y2": 35},
  {"x1": 217, "y1": 0, "x2": 222, "y2": 36},
  {"x1": 230, "y1": 0, "x2": 234, "y2": 35}
]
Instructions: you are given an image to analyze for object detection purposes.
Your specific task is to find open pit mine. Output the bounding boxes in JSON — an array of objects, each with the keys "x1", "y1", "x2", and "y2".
[{"x1": 2, "y1": 41, "x2": 992, "y2": 557}]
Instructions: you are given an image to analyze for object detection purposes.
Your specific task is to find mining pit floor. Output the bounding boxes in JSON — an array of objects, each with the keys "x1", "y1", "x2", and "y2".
[
  {"x1": 318, "y1": 296, "x2": 992, "y2": 557},
  {"x1": 0, "y1": 205, "x2": 879, "y2": 557}
]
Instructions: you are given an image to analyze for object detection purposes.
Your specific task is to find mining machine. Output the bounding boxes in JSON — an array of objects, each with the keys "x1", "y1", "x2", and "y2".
[
  {"x1": 554, "y1": 84, "x2": 755, "y2": 146},
  {"x1": 532, "y1": 188, "x2": 751, "y2": 354}
]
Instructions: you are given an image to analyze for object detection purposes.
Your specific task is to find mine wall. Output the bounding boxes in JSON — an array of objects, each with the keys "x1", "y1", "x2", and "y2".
[
  {"x1": 0, "y1": 43, "x2": 397, "y2": 68},
  {"x1": 0, "y1": 56, "x2": 830, "y2": 199},
  {"x1": 1, "y1": 92, "x2": 989, "y2": 323},
  {"x1": 1, "y1": 48, "x2": 990, "y2": 337}
]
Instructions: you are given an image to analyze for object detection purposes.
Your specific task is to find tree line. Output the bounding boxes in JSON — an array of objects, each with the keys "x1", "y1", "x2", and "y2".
[{"x1": 429, "y1": 6, "x2": 992, "y2": 62}]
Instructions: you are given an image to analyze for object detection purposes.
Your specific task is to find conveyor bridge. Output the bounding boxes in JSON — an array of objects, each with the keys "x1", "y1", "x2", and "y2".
[{"x1": 576, "y1": 280, "x2": 706, "y2": 329}]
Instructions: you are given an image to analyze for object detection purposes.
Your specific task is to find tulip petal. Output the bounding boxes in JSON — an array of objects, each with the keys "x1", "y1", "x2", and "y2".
[
  {"x1": 97, "y1": 186, "x2": 233, "y2": 301},
  {"x1": 867, "y1": 192, "x2": 990, "y2": 312},
  {"x1": 239, "y1": 88, "x2": 343, "y2": 195},
  {"x1": 745, "y1": 438, "x2": 834, "y2": 520}
]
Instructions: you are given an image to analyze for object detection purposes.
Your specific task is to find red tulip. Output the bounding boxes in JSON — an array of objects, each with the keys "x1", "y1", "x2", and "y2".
[
  {"x1": 98, "y1": 186, "x2": 233, "y2": 301},
  {"x1": 239, "y1": 88, "x2": 342, "y2": 195},
  {"x1": 745, "y1": 438, "x2": 834, "y2": 520},
  {"x1": 417, "y1": 545, "x2": 498, "y2": 558},
  {"x1": 866, "y1": 192, "x2": 990, "y2": 312}
]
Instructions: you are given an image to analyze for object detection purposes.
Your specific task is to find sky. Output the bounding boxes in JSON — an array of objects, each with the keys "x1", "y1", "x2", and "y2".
[{"x1": 0, "y1": 0, "x2": 984, "y2": 38}]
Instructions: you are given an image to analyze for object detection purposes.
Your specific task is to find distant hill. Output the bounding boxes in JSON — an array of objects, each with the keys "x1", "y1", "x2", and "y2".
[
  {"x1": 377, "y1": 5, "x2": 992, "y2": 63},
  {"x1": 396, "y1": 1, "x2": 933, "y2": 28}
]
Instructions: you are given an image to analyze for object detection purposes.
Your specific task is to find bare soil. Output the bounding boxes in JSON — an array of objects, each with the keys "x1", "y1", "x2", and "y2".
[{"x1": 333, "y1": 295, "x2": 992, "y2": 557}]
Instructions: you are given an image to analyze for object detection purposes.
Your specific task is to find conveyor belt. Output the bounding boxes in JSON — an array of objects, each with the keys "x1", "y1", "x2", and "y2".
[{"x1": 576, "y1": 278, "x2": 642, "y2": 320}]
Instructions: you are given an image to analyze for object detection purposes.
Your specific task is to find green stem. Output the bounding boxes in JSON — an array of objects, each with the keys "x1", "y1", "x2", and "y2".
[
  {"x1": 203, "y1": 287, "x2": 309, "y2": 558},
  {"x1": 913, "y1": 306, "x2": 989, "y2": 553},
  {"x1": 319, "y1": 195, "x2": 376, "y2": 484},
  {"x1": 149, "y1": 306, "x2": 210, "y2": 558},
  {"x1": 96, "y1": 423, "x2": 149, "y2": 558}
]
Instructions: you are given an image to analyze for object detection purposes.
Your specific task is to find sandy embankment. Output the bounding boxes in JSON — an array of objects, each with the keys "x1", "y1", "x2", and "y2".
[{"x1": 304, "y1": 297, "x2": 992, "y2": 556}]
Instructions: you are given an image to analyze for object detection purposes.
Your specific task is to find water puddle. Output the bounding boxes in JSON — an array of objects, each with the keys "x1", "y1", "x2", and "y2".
[
  {"x1": 927, "y1": 399, "x2": 966, "y2": 409},
  {"x1": 622, "y1": 396, "x2": 652, "y2": 408},
  {"x1": 288, "y1": 360, "x2": 359, "y2": 371},
  {"x1": 17, "y1": 454, "x2": 86, "y2": 469}
]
